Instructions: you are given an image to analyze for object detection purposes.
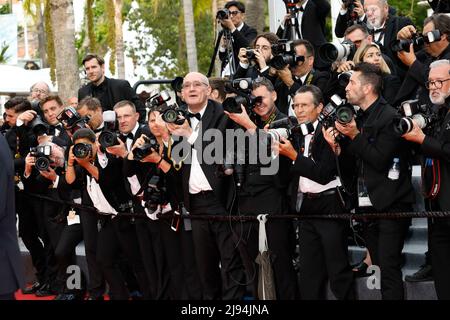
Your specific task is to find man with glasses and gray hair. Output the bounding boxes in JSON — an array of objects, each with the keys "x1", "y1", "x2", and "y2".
[{"x1": 402, "y1": 59, "x2": 450, "y2": 299}]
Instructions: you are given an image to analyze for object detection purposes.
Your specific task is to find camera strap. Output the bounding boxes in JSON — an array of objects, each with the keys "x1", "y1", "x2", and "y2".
[{"x1": 422, "y1": 158, "x2": 441, "y2": 199}]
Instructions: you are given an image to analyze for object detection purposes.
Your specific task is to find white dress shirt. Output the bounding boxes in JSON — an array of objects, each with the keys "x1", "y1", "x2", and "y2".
[{"x1": 187, "y1": 104, "x2": 213, "y2": 194}]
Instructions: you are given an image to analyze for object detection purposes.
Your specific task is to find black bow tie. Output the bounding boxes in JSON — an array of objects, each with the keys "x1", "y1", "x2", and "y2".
[
  {"x1": 48, "y1": 124, "x2": 62, "y2": 135},
  {"x1": 121, "y1": 132, "x2": 134, "y2": 141},
  {"x1": 187, "y1": 112, "x2": 201, "y2": 121}
]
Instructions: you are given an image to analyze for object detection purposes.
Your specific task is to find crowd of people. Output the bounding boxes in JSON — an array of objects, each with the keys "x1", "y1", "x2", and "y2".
[{"x1": 0, "y1": 0, "x2": 449, "y2": 301}]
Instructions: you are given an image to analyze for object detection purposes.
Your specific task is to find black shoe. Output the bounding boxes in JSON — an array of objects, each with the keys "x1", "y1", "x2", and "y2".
[
  {"x1": 35, "y1": 283, "x2": 57, "y2": 297},
  {"x1": 54, "y1": 293, "x2": 81, "y2": 301},
  {"x1": 352, "y1": 261, "x2": 370, "y2": 278},
  {"x1": 405, "y1": 264, "x2": 433, "y2": 282},
  {"x1": 86, "y1": 295, "x2": 104, "y2": 301},
  {"x1": 22, "y1": 281, "x2": 42, "y2": 294}
]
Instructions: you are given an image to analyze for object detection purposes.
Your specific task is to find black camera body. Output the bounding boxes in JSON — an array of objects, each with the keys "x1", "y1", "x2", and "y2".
[
  {"x1": 245, "y1": 49, "x2": 258, "y2": 62},
  {"x1": 144, "y1": 175, "x2": 168, "y2": 212},
  {"x1": 30, "y1": 145, "x2": 52, "y2": 171},
  {"x1": 133, "y1": 134, "x2": 160, "y2": 161},
  {"x1": 270, "y1": 40, "x2": 304, "y2": 70},
  {"x1": 216, "y1": 8, "x2": 230, "y2": 20},
  {"x1": 73, "y1": 142, "x2": 93, "y2": 159},
  {"x1": 391, "y1": 31, "x2": 441, "y2": 53},
  {"x1": 283, "y1": 0, "x2": 301, "y2": 14},
  {"x1": 57, "y1": 106, "x2": 90, "y2": 134},
  {"x1": 147, "y1": 90, "x2": 186, "y2": 125},
  {"x1": 318, "y1": 94, "x2": 356, "y2": 139},
  {"x1": 30, "y1": 115, "x2": 49, "y2": 136},
  {"x1": 98, "y1": 111, "x2": 119, "y2": 151},
  {"x1": 338, "y1": 70, "x2": 354, "y2": 88},
  {"x1": 229, "y1": 78, "x2": 254, "y2": 92},
  {"x1": 223, "y1": 93, "x2": 262, "y2": 114},
  {"x1": 393, "y1": 99, "x2": 437, "y2": 135}
]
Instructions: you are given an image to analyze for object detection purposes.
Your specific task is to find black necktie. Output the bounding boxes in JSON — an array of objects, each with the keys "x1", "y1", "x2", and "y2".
[{"x1": 187, "y1": 112, "x2": 201, "y2": 121}]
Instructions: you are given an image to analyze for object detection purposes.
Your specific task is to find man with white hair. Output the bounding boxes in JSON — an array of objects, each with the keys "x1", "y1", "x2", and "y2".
[{"x1": 402, "y1": 59, "x2": 450, "y2": 299}]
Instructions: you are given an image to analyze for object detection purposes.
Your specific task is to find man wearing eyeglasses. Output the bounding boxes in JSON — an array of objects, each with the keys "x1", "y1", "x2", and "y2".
[
  {"x1": 395, "y1": 13, "x2": 450, "y2": 105},
  {"x1": 29, "y1": 82, "x2": 50, "y2": 112},
  {"x1": 218, "y1": 1, "x2": 257, "y2": 77},
  {"x1": 402, "y1": 59, "x2": 450, "y2": 299}
]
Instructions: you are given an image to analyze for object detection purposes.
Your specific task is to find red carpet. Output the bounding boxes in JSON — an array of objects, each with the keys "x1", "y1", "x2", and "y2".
[{"x1": 15, "y1": 289, "x2": 56, "y2": 300}]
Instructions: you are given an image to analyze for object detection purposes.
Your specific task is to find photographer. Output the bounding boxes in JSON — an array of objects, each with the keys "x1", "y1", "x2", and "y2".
[
  {"x1": 275, "y1": 85, "x2": 355, "y2": 300},
  {"x1": 125, "y1": 106, "x2": 202, "y2": 300},
  {"x1": 76, "y1": 97, "x2": 105, "y2": 133},
  {"x1": 217, "y1": 1, "x2": 257, "y2": 76},
  {"x1": 225, "y1": 77, "x2": 298, "y2": 299},
  {"x1": 324, "y1": 62, "x2": 415, "y2": 300},
  {"x1": 326, "y1": 42, "x2": 401, "y2": 105},
  {"x1": 166, "y1": 72, "x2": 246, "y2": 300},
  {"x1": 29, "y1": 81, "x2": 50, "y2": 112},
  {"x1": 234, "y1": 32, "x2": 279, "y2": 81},
  {"x1": 402, "y1": 60, "x2": 450, "y2": 299},
  {"x1": 335, "y1": 0, "x2": 366, "y2": 38},
  {"x1": 275, "y1": 39, "x2": 330, "y2": 115},
  {"x1": 395, "y1": 14, "x2": 450, "y2": 105},
  {"x1": 276, "y1": 0, "x2": 330, "y2": 71},
  {"x1": 65, "y1": 127, "x2": 147, "y2": 300}
]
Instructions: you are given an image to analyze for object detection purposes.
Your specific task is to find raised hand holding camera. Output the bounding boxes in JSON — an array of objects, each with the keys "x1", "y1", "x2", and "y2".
[{"x1": 335, "y1": 117, "x2": 360, "y2": 140}]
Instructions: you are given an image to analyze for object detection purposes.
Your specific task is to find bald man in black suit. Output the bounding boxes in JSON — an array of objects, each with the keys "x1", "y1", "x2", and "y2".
[{"x1": 0, "y1": 134, "x2": 24, "y2": 300}]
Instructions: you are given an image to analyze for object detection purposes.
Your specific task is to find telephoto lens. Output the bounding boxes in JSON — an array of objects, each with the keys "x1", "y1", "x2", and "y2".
[{"x1": 73, "y1": 143, "x2": 92, "y2": 159}]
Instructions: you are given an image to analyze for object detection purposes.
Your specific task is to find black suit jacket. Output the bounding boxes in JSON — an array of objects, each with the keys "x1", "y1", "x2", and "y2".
[
  {"x1": 277, "y1": 0, "x2": 331, "y2": 70},
  {"x1": 344, "y1": 97, "x2": 415, "y2": 211},
  {"x1": 421, "y1": 108, "x2": 450, "y2": 210},
  {"x1": 288, "y1": 123, "x2": 340, "y2": 212},
  {"x1": 0, "y1": 134, "x2": 24, "y2": 295},
  {"x1": 78, "y1": 77, "x2": 146, "y2": 122},
  {"x1": 171, "y1": 99, "x2": 235, "y2": 213},
  {"x1": 219, "y1": 23, "x2": 257, "y2": 74}
]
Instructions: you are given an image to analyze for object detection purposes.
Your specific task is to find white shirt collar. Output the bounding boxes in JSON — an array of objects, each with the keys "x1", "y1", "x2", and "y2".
[
  {"x1": 236, "y1": 22, "x2": 244, "y2": 31},
  {"x1": 188, "y1": 103, "x2": 208, "y2": 118}
]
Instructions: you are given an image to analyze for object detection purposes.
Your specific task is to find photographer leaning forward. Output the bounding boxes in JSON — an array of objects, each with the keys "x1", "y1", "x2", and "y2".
[
  {"x1": 395, "y1": 14, "x2": 450, "y2": 105},
  {"x1": 401, "y1": 60, "x2": 450, "y2": 299},
  {"x1": 225, "y1": 77, "x2": 299, "y2": 299},
  {"x1": 217, "y1": 1, "x2": 257, "y2": 77},
  {"x1": 166, "y1": 72, "x2": 246, "y2": 300},
  {"x1": 323, "y1": 62, "x2": 415, "y2": 300},
  {"x1": 275, "y1": 39, "x2": 330, "y2": 116},
  {"x1": 274, "y1": 85, "x2": 355, "y2": 300}
]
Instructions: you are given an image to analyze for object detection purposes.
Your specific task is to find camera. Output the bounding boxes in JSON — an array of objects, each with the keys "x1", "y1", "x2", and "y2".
[
  {"x1": 391, "y1": 31, "x2": 441, "y2": 53},
  {"x1": 270, "y1": 40, "x2": 304, "y2": 70},
  {"x1": 146, "y1": 90, "x2": 171, "y2": 110},
  {"x1": 338, "y1": 70, "x2": 354, "y2": 88},
  {"x1": 147, "y1": 90, "x2": 186, "y2": 125},
  {"x1": 319, "y1": 40, "x2": 356, "y2": 63},
  {"x1": 223, "y1": 93, "x2": 262, "y2": 114},
  {"x1": 171, "y1": 76, "x2": 184, "y2": 94},
  {"x1": 57, "y1": 106, "x2": 90, "y2": 134},
  {"x1": 393, "y1": 99, "x2": 436, "y2": 135},
  {"x1": 132, "y1": 134, "x2": 160, "y2": 161},
  {"x1": 283, "y1": 0, "x2": 301, "y2": 14},
  {"x1": 245, "y1": 49, "x2": 258, "y2": 62},
  {"x1": 229, "y1": 78, "x2": 254, "y2": 92},
  {"x1": 30, "y1": 145, "x2": 52, "y2": 171},
  {"x1": 144, "y1": 175, "x2": 167, "y2": 212},
  {"x1": 98, "y1": 110, "x2": 119, "y2": 150},
  {"x1": 318, "y1": 94, "x2": 356, "y2": 139},
  {"x1": 73, "y1": 142, "x2": 92, "y2": 159},
  {"x1": 30, "y1": 115, "x2": 49, "y2": 136},
  {"x1": 216, "y1": 8, "x2": 230, "y2": 20}
]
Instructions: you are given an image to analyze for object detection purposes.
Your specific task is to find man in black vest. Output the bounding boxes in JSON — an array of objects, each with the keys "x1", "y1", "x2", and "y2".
[
  {"x1": 402, "y1": 60, "x2": 450, "y2": 299},
  {"x1": 329, "y1": 62, "x2": 415, "y2": 299},
  {"x1": 78, "y1": 54, "x2": 146, "y2": 121}
]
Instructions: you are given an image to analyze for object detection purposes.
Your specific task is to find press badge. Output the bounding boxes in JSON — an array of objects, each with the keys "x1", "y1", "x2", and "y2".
[
  {"x1": 357, "y1": 178, "x2": 373, "y2": 207},
  {"x1": 67, "y1": 209, "x2": 81, "y2": 225}
]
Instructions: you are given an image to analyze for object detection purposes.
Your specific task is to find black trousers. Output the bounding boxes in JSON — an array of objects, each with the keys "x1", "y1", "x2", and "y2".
[
  {"x1": 298, "y1": 193, "x2": 355, "y2": 300},
  {"x1": 189, "y1": 192, "x2": 246, "y2": 300},
  {"x1": 362, "y1": 204, "x2": 411, "y2": 300},
  {"x1": 159, "y1": 217, "x2": 202, "y2": 300},
  {"x1": 96, "y1": 217, "x2": 149, "y2": 300},
  {"x1": 429, "y1": 200, "x2": 450, "y2": 299},
  {"x1": 135, "y1": 218, "x2": 170, "y2": 299},
  {"x1": 79, "y1": 209, "x2": 104, "y2": 298},
  {"x1": 17, "y1": 191, "x2": 47, "y2": 283}
]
